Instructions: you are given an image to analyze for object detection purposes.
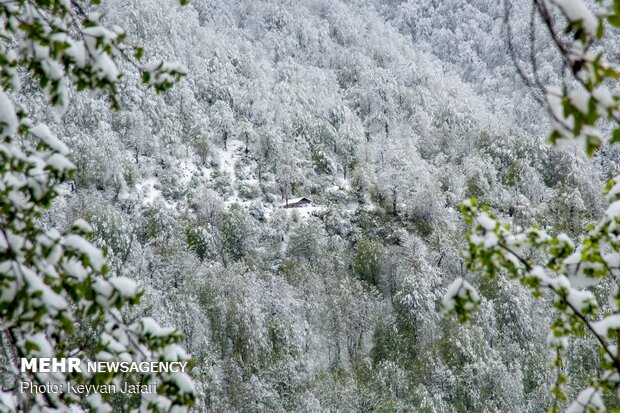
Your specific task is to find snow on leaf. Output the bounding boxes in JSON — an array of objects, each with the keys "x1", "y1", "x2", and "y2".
[
  {"x1": 24, "y1": 332, "x2": 53, "y2": 357},
  {"x1": 167, "y1": 372, "x2": 196, "y2": 394},
  {"x1": 605, "y1": 200, "x2": 620, "y2": 219},
  {"x1": 592, "y1": 314, "x2": 620, "y2": 338},
  {"x1": 30, "y1": 124, "x2": 70, "y2": 155},
  {"x1": 566, "y1": 288, "x2": 597, "y2": 313},
  {"x1": 63, "y1": 234, "x2": 106, "y2": 272},
  {"x1": 86, "y1": 393, "x2": 113, "y2": 413},
  {"x1": 109, "y1": 277, "x2": 139, "y2": 298},
  {"x1": 46, "y1": 153, "x2": 75, "y2": 173},
  {"x1": 442, "y1": 278, "x2": 479, "y2": 315},
  {"x1": 553, "y1": 0, "x2": 598, "y2": 36},
  {"x1": 20, "y1": 263, "x2": 67, "y2": 312},
  {"x1": 476, "y1": 213, "x2": 496, "y2": 231},
  {"x1": 141, "y1": 317, "x2": 176, "y2": 337},
  {"x1": 0, "y1": 89, "x2": 18, "y2": 139},
  {"x1": 566, "y1": 387, "x2": 605, "y2": 413},
  {"x1": 71, "y1": 219, "x2": 94, "y2": 234}
]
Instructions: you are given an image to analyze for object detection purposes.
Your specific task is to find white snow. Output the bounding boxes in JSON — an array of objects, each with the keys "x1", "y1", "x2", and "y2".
[
  {"x1": 442, "y1": 278, "x2": 479, "y2": 311},
  {"x1": 178, "y1": 159, "x2": 198, "y2": 186},
  {"x1": 483, "y1": 231, "x2": 499, "y2": 248},
  {"x1": 0, "y1": 391, "x2": 16, "y2": 412},
  {"x1": 63, "y1": 234, "x2": 106, "y2": 272},
  {"x1": 569, "y1": 87, "x2": 590, "y2": 115},
  {"x1": 82, "y1": 26, "x2": 121, "y2": 81},
  {"x1": 604, "y1": 252, "x2": 620, "y2": 269},
  {"x1": 529, "y1": 266, "x2": 550, "y2": 284},
  {"x1": 0, "y1": 264, "x2": 17, "y2": 303},
  {"x1": 5, "y1": 230, "x2": 24, "y2": 251},
  {"x1": 593, "y1": 85, "x2": 614, "y2": 109},
  {"x1": 141, "y1": 61, "x2": 188, "y2": 85},
  {"x1": 566, "y1": 387, "x2": 605, "y2": 413},
  {"x1": 163, "y1": 344, "x2": 190, "y2": 361},
  {"x1": 0, "y1": 231, "x2": 7, "y2": 251},
  {"x1": 72, "y1": 219, "x2": 94, "y2": 234},
  {"x1": 592, "y1": 314, "x2": 620, "y2": 337},
  {"x1": 21, "y1": 263, "x2": 67, "y2": 311},
  {"x1": 46, "y1": 153, "x2": 75, "y2": 172},
  {"x1": 0, "y1": 89, "x2": 18, "y2": 138},
  {"x1": 605, "y1": 200, "x2": 620, "y2": 218},
  {"x1": 547, "y1": 331, "x2": 568, "y2": 350},
  {"x1": 168, "y1": 372, "x2": 195, "y2": 393},
  {"x1": 476, "y1": 213, "x2": 496, "y2": 231},
  {"x1": 109, "y1": 277, "x2": 139, "y2": 298},
  {"x1": 566, "y1": 288, "x2": 597, "y2": 312},
  {"x1": 100, "y1": 332, "x2": 127, "y2": 353},
  {"x1": 135, "y1": 177, "x2": 162, "y2": 206},
  {"x1": 545, "y1": 274, "x2": 571, "y2": 291},
  {"x1": 554, "y1": 0, "x2": 598, "y2": 37},
  {"x1": 218, "y1": 140, "x2": 242, "y2": 187},
  {"x1": 86, "y1": 393, "x2": 113, "y2": 413},
  {"x1": 61, "y1": 258, "x2": 88, "y2": 281},
  {"x1": 607, "y1": 179, "x2": 620, "y2": 200},
  {"x1": 284, "y1": 204, "x2": 324, "y2": 218},
  {"x1": 547, "y1": 86, "x2": 574, "y2": 138},
  {"x1": 141, "y1": 317, "x2": 176, "y2": 337},
  {"x1": 25, "y1": 332, "x2": 53, "y2": 357},
  {"x1": 93, "y1": 53, "x2": 120, "y2": 82},
  {"x1": 92, "y1": 278, "x2": 113, "y2": 305},
  {"x1": 66, "y1": 39, "x2": 86, "y2": 67},
  {"x1": 31, "y1": 124, "x2": 70, "y2": 155}
]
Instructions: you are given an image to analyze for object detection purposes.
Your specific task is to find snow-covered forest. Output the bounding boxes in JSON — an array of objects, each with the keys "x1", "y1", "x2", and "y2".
[{"x1": 5, "y1": 0, "x2": 620, "y2": 412}]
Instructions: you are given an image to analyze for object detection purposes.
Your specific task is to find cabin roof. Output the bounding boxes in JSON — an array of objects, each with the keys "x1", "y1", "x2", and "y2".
[{"x1": 280, "y1": 197, "x2": 311, "y2": 207}]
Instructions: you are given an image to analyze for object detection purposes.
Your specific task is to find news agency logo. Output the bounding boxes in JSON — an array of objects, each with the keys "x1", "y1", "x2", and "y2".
[
  {"x1": 20, "y1": 358, "x2": 188, "y2": 373},
  {"x1": 21, "y1": 358, "x2": 81, "y2": 373},
  {"x1": 19, "y1": 358, "x2": 189, "y2": 395}
]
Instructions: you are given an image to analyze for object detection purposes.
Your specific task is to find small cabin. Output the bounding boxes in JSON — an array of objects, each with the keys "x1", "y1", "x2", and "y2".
[{"x1": 281, "y1": 197, "x2": 312, "y2": 209}]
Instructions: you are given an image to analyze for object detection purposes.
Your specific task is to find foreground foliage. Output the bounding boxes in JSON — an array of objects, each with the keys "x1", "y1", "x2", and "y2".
[
  {"x1": 0, "y1": 1, "x2": 193, "y2": 411},
  {"x1": 445, "y1": 1, "x2": 620, "y2": 411}
]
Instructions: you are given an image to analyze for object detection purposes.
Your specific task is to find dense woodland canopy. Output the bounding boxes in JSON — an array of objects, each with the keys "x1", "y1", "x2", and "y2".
[{"x1": 4, "y1": 0, "x2": 620, "y2": 411}]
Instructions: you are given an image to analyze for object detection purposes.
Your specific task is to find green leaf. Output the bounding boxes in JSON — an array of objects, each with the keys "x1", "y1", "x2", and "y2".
[
  {"x1": 134, "y1": 47, "x2": 144, "y2": 61},
  {"x1": 597, "y1": 17, "x2": 605, "y2": 38},
  {"x1": 608, "y1": 14, "x2": 620, "y2": 28},
  {"x1": 25, "y1": 341, "x2": 40, "y2": 353},
  {"x1": 611, "y1": 128, "x2": 620, "y2": 144}
]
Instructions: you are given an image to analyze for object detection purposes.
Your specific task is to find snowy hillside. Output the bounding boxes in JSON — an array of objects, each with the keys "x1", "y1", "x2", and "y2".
[{"x1": 26, "y1": 0, "x2": 614, "y2": 411}]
